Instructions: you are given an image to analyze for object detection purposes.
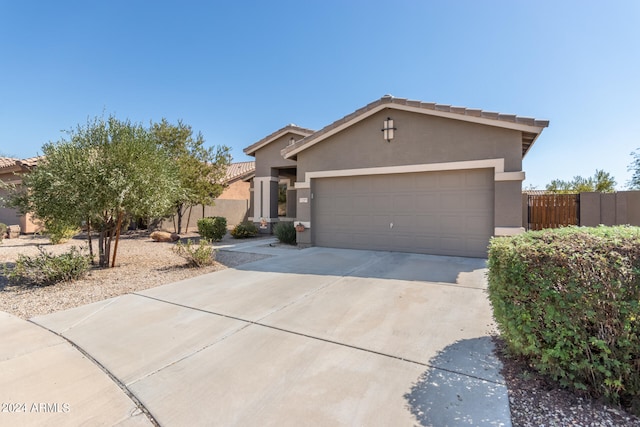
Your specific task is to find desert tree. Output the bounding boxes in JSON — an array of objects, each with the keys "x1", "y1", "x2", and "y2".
[
  {"x1": 545, "y1": 169, "x2": 616, "y2": 193},
  {"x1": 8, "y1": 115, "x2": 181, "y2": 267},
  {"x1": 150, "y1": 118, "x2": 231, "y2": 233}
]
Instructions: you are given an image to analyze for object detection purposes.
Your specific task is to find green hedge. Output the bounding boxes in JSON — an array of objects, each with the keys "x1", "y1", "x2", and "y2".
[
  {"x1": 197, "y1": 216, "x2": 227, "y2": 241},
  {"x1": 487, "y1": 226, "x2": 640, "y2": 415}
]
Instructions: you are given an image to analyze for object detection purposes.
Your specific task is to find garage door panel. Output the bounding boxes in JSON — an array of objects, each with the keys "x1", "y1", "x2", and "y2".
[
  {"x1": 467, "y1": 192, "x2": 494, "y2": 211},
  {"x1": 313, "y1": 169, "x2": 493, "y2": 257},
  {"x1": 440, "y1": 173, "x2": 466, "y2": 189},
  {"x1": 441, "y1": 193, "x2": 466, "y2": 210},
  {"x1": 466, "y1": 170, "x2": 494, "y2": 187}
]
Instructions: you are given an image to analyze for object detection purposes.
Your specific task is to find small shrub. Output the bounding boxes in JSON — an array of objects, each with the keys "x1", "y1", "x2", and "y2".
[
  {"x1": 487, "y1": 226, "x2": 640, "y2": 415},
  {"x1": 0, "y1": 222, "x2": 6, "y2": 243},
  {"x1": 231, "y1": 222, "x2": 258, "y2": 239},
  {"x1": 274, "y1": 221, "x2": 296, "y2": 245},
  {"x1": 7, "y1": 246, "x2": 91, "y2": 286},
  {"x1": 45, "y1": 220, "x2": 79, "y2": 244},
  {"x1": 172, "y1": 239, "x2": 216, "y2": 267},
  {"x1": 197, "y1": 216, "x2": 227, "y2": 241}
]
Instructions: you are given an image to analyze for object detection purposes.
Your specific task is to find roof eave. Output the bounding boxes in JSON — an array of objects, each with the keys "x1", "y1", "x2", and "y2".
[
  {"x1": 282, "y1": 101, "x2": 549, "y2": 160},
  {"x1": 243, "y1": 126, "x2": 315, "y2": 156}
]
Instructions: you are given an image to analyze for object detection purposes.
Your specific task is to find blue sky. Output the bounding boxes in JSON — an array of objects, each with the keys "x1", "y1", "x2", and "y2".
[{"x1": 1, "y1": 1, "x2": 638, "y2": 189}]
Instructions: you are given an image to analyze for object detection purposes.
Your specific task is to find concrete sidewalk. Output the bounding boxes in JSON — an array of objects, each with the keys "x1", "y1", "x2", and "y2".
[{"x1": 2, "y1": 244, "x2": 511, "y2": 426}]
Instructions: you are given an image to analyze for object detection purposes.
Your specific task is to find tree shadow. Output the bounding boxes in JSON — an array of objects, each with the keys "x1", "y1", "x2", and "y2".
[
  {"x1": 233, "y1": 247, "x2": 487, "y2": 285},
  {"x1": 404, "y1": 337, "x2": 511, "y2": 426}
]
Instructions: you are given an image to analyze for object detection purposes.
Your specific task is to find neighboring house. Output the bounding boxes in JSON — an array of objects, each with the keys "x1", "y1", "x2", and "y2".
[
  {"x1": 244, "y1": 95, "x2": 549, "y2": 258},
  {"x1": 160, "y1": 161, "x2": 255, "y2": 231},
  {"x1": 0, "y1": 156, "x2": 43, "y2": 233}
]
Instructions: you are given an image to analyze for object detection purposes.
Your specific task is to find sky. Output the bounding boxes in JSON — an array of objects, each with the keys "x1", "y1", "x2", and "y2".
[{"x1": 1, "y1": 1, "x2": 638, "y2": 189}]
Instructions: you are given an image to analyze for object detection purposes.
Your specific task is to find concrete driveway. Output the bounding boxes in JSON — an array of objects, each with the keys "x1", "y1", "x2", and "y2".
[{"x1": 5, "y1": 244, "x2": 510, "y2": 426}]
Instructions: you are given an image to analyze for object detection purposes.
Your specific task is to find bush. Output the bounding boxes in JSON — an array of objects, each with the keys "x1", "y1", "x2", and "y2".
[
  {"x1": 45, "y1": 220, "x2": 79, "y2": 244},
  {"x1": 197, "y1": 216, "x2": 227, "y2": 241},
  {"x1": 274, "y1": 221, "x2": 296, "y2": 245},
  {"x1": 487, "y1": 226, "x2": 640, "y2": 415},
  {"x1": 7, "y1": 246, "x2": 91, "y2": 286},
  {"x1": 231, "y1": 222, "x2": 258, "y2": 239},
  {"x1": 172, "y1": 239, "x2": 216, "y2": 267},
  {"x1": 0, "y1": 222, "x2": 6, "y2": 243}
]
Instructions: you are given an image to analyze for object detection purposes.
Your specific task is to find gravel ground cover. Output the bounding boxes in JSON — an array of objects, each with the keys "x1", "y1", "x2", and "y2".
[
  {"x1": 1, "y1": 232, "x2": 639, "y2": 425},
  {"x1": 0, "y1": 231, "x2": 271, "y2": 319}
]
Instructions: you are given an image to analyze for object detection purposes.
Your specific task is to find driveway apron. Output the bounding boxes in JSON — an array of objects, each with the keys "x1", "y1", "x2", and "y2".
[{"x1": 26, "y1": 246, "x2": 510, "y2": 426}]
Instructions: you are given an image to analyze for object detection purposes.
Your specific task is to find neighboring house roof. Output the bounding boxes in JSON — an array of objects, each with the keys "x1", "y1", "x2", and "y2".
[
  {"x1": 16, "y1": 156, "x2": 43, "y2": 169},
  {"x1": 243, "y1": 124, "x2": 315, "y2": 156},
  {"x1": 0, "y1": 157, "x2": 18, "y2": 170},
  {"x1": 224, "y1": 161, "x2": 255, "y2": 184},
  {"x1": 281, "y1": 95, "x2": 549, "y2": 160},
  {"x1": 523, "y1": 190, "x2": 551, "y2": 195}
]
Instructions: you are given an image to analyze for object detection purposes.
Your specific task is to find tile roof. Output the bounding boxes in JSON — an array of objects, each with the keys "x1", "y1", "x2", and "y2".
[
  {"x1": 16, "y1": 156, "x2": 44, "y2": 169},
  {"x1": 243, "y1": 124, "x2": 315, "y2": 156},
  {"x1": 224, "y1": 161, "x2": 255, "y2": 183},
  {"x1": 0, "y1": 157, "x2": 18, "y2": 169},
  {"x1": 282, "y1": 95, "x2": 549, "y2": 159}
]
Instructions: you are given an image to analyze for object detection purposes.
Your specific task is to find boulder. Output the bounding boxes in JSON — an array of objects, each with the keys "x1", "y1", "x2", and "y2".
[
  {"x1": 150, "y1": 231, "x2": 180, "y2": 242},
  {"x1": 7, "y1": 225, "x2": 21, "y2": 239}
]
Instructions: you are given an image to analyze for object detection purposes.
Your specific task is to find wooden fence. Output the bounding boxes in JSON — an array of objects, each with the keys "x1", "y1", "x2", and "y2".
[{"x1": 527, "y1": 194, "x2": 580, "y2": 231}]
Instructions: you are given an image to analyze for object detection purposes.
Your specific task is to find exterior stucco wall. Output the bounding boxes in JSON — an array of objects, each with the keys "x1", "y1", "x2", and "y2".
[
  {"x1": 296, "y1": 109, "x2": 523, "y2": 180},
  {"x1": 495, "y1": 181, "x2": 523, "y2": 228},
  {"x1": 159, "y1": 199, "x2": 250, "y2": 232},
  {"x1": 580, "y1": 191, "x2": 640, "y2": 227},
  {"x1": 254, "y1": 133, "x2": 300, "y2": 177},
  {"x1": 294, "y1": 109, "x2": 524, "y2": 235},
  {"x1": 218, "y1": 180, "x2": 250, "y2": 200}
]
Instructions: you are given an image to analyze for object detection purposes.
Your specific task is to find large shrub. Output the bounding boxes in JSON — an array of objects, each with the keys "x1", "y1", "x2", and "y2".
[
  {"x1": 274, "y1": 221, "x2": 296, "y2": 245},
  {"x1": 488, "y1": 226, "x2": 640, "y2": 414},
  {"x1": 231, "y1": 222, "x2": 258, "y2": 239},
  {"x1": 7, "y1": 246, "x2": 91, "y2": 286},
  {"x1": 197, "y1": 216, "x2": 227, "y2": 241},
  {"x1": 172, "y1": 239, "x2": 216, "y2": 267}
]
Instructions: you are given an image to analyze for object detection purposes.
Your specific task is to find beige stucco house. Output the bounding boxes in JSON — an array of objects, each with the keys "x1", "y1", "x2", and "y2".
[
  {"x1": 0, "y1": 156, "x2": 42, "y2": 234},
  {"x1": 244, "y1": 95, "x2": 548, "y2": 258}
]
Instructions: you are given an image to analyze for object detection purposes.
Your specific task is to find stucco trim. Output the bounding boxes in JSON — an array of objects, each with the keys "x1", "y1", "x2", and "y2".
[
  {"x1": 494, "y1": 227, "x2": 525, "y2": 236},
  {"x1": 495, "y1": 171, "x2": 525, "y2": 181},
  {"x1": 295, "y1": 159, "x2": 509, "y2": 187}
]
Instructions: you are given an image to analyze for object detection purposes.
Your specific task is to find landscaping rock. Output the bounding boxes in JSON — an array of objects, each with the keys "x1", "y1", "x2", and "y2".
[
  {"x1": 7, "y1": 225, "x2": 21, "y2": 239},
  {"x1": 150, "y1": 231, "x2": 179, "y2": 242}
]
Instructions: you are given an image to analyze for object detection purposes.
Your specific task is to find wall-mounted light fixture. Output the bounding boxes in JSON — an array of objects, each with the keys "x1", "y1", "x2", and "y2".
[
  {"x1": 288, "y1": 137, "x2": 296, "y2": 146},
  {"x1": 381, "y1": 117, "x2": 396, "y2": 142}
]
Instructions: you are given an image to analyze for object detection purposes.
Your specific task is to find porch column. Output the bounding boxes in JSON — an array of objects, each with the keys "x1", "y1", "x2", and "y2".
[{"x1": 253, "y1": 176, "x2": 279, "y2": 233}]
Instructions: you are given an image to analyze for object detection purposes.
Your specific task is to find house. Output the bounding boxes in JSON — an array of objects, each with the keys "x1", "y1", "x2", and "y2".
[
  {"x1": 0, "y1": 156, "x2": 43, "y2": 234},
  {"x1": 243, "y1": 95, "x2": 548, "y2": 258}
]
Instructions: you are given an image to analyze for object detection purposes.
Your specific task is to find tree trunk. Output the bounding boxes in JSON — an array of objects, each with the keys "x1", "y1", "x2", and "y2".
[
  {"x1": 111, "y1": 211, "x2": 124, "y2": 268},
  {"x1": 176, "y1": 202, "x2": 184, "y2": 234},
  {"x1": 87, "y1": 219, "x2": 95, "y2": 265},
  {"x1": 98, "y1": 229, "x2": 106, "y2": 267},
  {"x1": 185, "y1": 205, "x2": 193, "y2": 233}
]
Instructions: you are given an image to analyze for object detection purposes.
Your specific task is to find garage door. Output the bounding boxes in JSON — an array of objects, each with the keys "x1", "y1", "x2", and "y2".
[{"x1": 312, "y1": 169, "x2": 494, "y2": 258}]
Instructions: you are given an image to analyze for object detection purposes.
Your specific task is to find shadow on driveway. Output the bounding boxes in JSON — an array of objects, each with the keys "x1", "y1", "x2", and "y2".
[
  {"x1": 405, "y1": 336, "x2": 510, "y2": 427},
  {"x1": 233, "y1": 247, "x2": 487, "y2": 285}
]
